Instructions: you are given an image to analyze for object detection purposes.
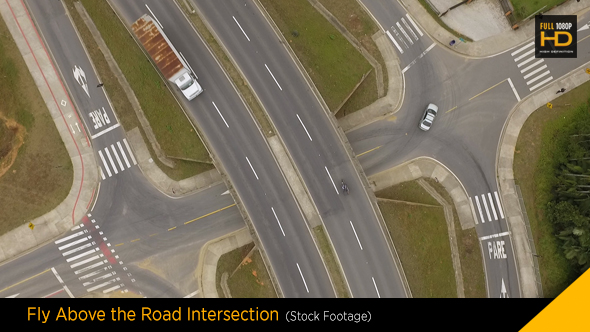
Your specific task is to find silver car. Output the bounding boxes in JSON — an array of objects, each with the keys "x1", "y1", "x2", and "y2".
[{"x1": 419, "y1": 103, "x2": 438, "y2": 131}]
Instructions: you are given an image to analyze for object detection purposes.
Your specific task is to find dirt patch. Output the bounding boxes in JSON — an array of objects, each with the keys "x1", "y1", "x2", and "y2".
[{"x1": 0, "y1": 113, "x2": 26, "y2": 179}]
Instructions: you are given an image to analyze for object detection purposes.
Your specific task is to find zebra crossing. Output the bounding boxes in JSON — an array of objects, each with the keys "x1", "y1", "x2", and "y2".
[
  {"x1": 54, "y1": 216, "x2": 134, "y2": 295},
  {"x1": 98, "y1": 138, "x2": 137, "y2": 180},
  {"x1": 469, "y1": 191, "x2": 505, "y2": 224},
  {"x1": 385, "y1": 13, "x2": 424, "y2": 55},
  {"x1": 511, "y1": 41, "x2": 553, "y2": 92}
]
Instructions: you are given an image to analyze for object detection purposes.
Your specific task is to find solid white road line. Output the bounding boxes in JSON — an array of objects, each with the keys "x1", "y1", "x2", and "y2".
[
  {"x1": 513, "y1": 48, "x2": 535, "y2": 62},
  {"x1": 488, "y1": 193, "x2": 498, "y2": 221},
  {"x1": 58, "y1": 236, "x2": 91, "y2": 251},
  {"x1": 324, "y1": 166, "x2": 339, "y2": 195},
  {"x1": 98, "y1": 150, "x2": 111, "y2": 177},
  {"x1": 372, "y1": 277, "x2": 381, "y2": 298},
  {"x1": 145, "y1": 4, "x2": 163, "y2": 29},
  {"x1": 233, "y1": 16, "x2": 251, "y2": 41},
  {"x1": 79, "y1": 267, "x2": 108, "y2": 281},
  {"x1": 100, "y1": 167, "x2": 105, "y2": 180},
  {"x1": 184, "y1": 290, "x2": 200, "y2": 298},
  {"x1": 90, "y1": 123, "x2": 120, "y2": 140},
  {"x1": 66, "y1": 248, "x2": 99, "y2": 263},
  {"x1": 401, "y1": 18, "x2": 418, "y2": 41},
  {"x1": 517, "y1": 55, "x2": 537, "y2": 68},
  {"x1": 520, "y1": 59, "x2": 544, "y2": 73},
  {"x1": 511, "y1": 41, "x2": 535, "y2": 56},
  {"x1": 117, "y1": 142, "x2": 130, "y2": 168},
  {"x1": 70, "y1": 254, "x2": 103, "y2": 269},
  {"x1": 479, "y1": 231, "x2": 510, "y2": 241},
  {"x1": 523, "y1": 65, "x2": 548, "y2": 79},
  {"x1": 87, "y1": 278, "x2": 119, "y2": 292},
  {"x1": 396, "y1": 22, "x2": 413, "y2": 44},
  {"x1": 55, "y1": 230, "x2": 87, "y2": 244},
  {"x1": 212, "y1": 101, "x2": 229, "y2": 128},
  {"x1": 103, "y1": 285, "x2": 121, "y2": 294},
  {"x1": 179, "y1": 52, "x2": 197, "y2": 79},
  {"x1": 402, "y1": 43, "x2": 436, "y2": 74},
  {"x1": 111, "y1": 145, "x2": 124, "y2": 172},
  {"x1": 104, "y1": 148, "x2": 118, "y2": 174},
  {"x1": 350, "y1": 221, "x2": 363, "y2": 250},
  {"x1": 296, "y1": 114, "x2": 312, "y2": 141},
  {"x1": 526, "y1": 70, "x2": 550, "y2": 85},
  {"x1": 91, "y1": 182, "x2": 100, "y2": 212},
  {"x1": 531, "y1": 75, "x2": 552, "y2": 94},
  {"x1": 51, "y1": 267, "x2": 74, "y2": 298},
  {"x1": 475, "y1": 196, "x2": 485, "y2": 223},
  {"x1": 245, "y1": 157, "x2": 259, "y2": 180},
  {"x1": 405, "y1": 14, "x2": 423, "y2": 36},
  {"x1": 265, "y1": 64, "x2": 282, "y2": 91},
  {"x1": 481, "y1": 195, "x2": 492, "y2": 222},
  {"x1": 41, "y1": 289, "x2": 62, "y2": 298},
  {"x1": 385, "y1": 30, "x2": 403, "y2": 54},
  {"x1": 494, "y1": 192, "x2": 505, "y2": 219},
  {"x1": 271, "y1": 207, "x2": 286, "y2": 237},
  {"x1": 123, "y1": 139, "x2": 137, "y2": 165},
  {"x1": 507, "y1": 78, "x2": 521, "y2": 102},
  {"x1": 62, "y1": 242, "x2": 92, "y2": 257},
  {"x1": 296, "y1": 263, "x2": 309, "y2": 293},
  {"x1": 469, "y1": 197, "x2": 479, "y2": 224},
  {"x1": 74, "y1": 260, "x2": 107, "y2": 275}
]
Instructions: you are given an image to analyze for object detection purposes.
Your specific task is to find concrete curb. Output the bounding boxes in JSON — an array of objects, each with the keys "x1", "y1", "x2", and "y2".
[
  {"x1": 400, "y1": 0, "x2": 590, "y2": 58},
  {"x1": 0, "y1": 0, "x2": 98, "y2": 264},
  {"x1": 496, "y1": 61, "x2": 590, "y2": 298},
  {"x1": 196, "y1": 227, "x2": 252, "y2": 298}
]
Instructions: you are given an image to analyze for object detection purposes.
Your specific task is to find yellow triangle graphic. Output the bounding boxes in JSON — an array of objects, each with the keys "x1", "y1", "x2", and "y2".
[{"x1": 521, "y1": 268, "x2": 590, "y2": 331}]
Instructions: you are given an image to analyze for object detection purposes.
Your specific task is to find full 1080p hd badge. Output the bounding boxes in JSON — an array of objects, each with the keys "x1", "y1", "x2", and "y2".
[{"x1": 535, "y1": 15, "x2": 577, "y2": 58}]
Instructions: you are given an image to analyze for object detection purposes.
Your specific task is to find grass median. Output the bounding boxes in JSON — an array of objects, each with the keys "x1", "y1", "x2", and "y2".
[
  {"x1": 513, "y1": 82, "x2": 590, "y2": 298},
  {"x1": 376, "y1": 180, "x2": 486, "y2": 297},
  {"x1": 259, "y1": 0, "x2": 373, "y2": 113},
  {"x1": 510, "y1": 0, "x2": 567, "y2": 21},
  {"x1": 65, "y1": 0, "x2": 213, "y2": 181},
  {"x1": 0, "y1": 15, "x2": 72, "y2": 236},
  {"x1": 216, "y1": 243, "x2": 277, "y2": 298}
]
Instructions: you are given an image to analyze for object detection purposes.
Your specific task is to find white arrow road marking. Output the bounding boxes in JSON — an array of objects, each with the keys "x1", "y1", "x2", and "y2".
[
  {"x1": 5, "y1": 293, "x2": 19, "y2": 298},
  {"x1": 578, "y1": 24, "x2": 589, "y2": 32},
  {"x1": 501, "y1": 279, "x2": 509, "y2": 298},
  {"x1": 184, "y1": 290, "x2": 200, "y2": 298},
  {"x1": 221, "y1": 190, "x2": 229, "y2": 195},
  {"x1": 73, "y1": 65, "x2": 89, "y2": 97}
]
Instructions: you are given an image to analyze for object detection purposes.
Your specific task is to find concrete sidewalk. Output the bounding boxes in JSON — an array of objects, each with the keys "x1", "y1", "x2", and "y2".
[{"x1": 0, "y1": 0, "x2": 223, "y2": 266}]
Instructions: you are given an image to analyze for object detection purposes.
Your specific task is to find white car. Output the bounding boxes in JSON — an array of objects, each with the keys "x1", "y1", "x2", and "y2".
[{"x1": 419, "y1": 103, "x2": 438, "y2": 131}]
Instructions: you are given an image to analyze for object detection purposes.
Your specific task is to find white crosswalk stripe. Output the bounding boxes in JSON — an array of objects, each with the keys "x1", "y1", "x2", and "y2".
[
  {"x1": 511, "y1": 41, "x2": 553, "y2": 91},
  {"x1": 386, "y1": 17, "x2": 424, "y2": 54},
  {"x1": 97, "y1": 140, "x2": 137, "y2": 180},
  {"x1": 471, "y1": 191, "x2": 506, "y2": 224}
]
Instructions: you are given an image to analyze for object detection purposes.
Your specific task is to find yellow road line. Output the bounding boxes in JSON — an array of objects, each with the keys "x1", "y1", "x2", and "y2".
[
  {"x1": 469, "y1": 79, "x2": 507, "y2": 101},
  {"x1": 149, "y1": 233, "x2": 158, "y2": 237},
  {"x1": 0, "y1": 268, "x2": 50, "y2": 294},
  {"x1": 446, "y1": 106, "x2": 457, "y2": 113},
  {"x1": 168, "y1": 227, "x2": 177, "y2": 231},
  {"x1": 184, "y1": 204, "x2": 236, "y2": 225},
  {"x1": 357, "y1": 145, "x2": 381, "y2": 157},
  {"x1": 115, "y1": 243, "x2": 124, "y2": 247},
  {"x1": 578, "y1": 35, "x2": 590, "y2": 44},
  {"x1": 130, "y1": 239, "x2": 140, "y2": 243}
]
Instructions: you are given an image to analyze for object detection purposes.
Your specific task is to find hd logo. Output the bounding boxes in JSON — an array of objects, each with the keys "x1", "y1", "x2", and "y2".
[{"x1": 535, "y1": 15, "x2": 577, "y2": 58}]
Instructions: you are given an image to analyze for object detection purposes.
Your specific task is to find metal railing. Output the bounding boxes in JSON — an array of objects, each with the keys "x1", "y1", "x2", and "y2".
[{"x1": 515, "y1": 184, "x2": 544, "y2": 298}]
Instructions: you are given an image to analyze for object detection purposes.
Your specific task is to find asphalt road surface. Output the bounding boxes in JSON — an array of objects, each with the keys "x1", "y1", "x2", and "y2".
[{"x1": 352, "y1": 0, "x2": 590, "y2": 298}]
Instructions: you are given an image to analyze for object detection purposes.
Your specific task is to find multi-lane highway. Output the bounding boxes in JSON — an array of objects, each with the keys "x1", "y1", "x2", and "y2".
[{"x1": 351, "y1": 0, "x2": 590, "y2": 297}]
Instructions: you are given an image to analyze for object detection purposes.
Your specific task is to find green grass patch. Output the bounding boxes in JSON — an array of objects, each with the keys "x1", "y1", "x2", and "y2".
[
  {"x1": 317, "y1": 0, "x2": 387, "y2": 117},
  {"x1": 417, "y1": 0, "x2": 473, "y2": 42},
  {"x1": 513, "y1": 83, "x2": 590, "y2": 297},
  {"x1": 422, "y1": 178, "x2": 487, "y2": 298},
  {"x1": 313, "y1": 225, "x2": 349, "y2": 297},
  {"x1": 65, "y1": 0, "x2": 213, "y2": 180},
  {"x1": 377, "y1": 198, "x2": 456, "y2": 297},
  {"x1": 216, "y1": 243, "x2": 277, "y2": 298},
  {"x1": 259, "y1": 0, "x2": 373, "y2": 112},
  {"x1": 0, "y1": 16, "x2": 73, "y2": 236},
  {"x1": 376, "y1": 180, "x2": 440, "y2": 206},
  {"x1": 176, "y1": 1, "x2": 274, "y2": 138},
  {"x1": 510, "y1": 0, "x2": 568, "y2": 21}
]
